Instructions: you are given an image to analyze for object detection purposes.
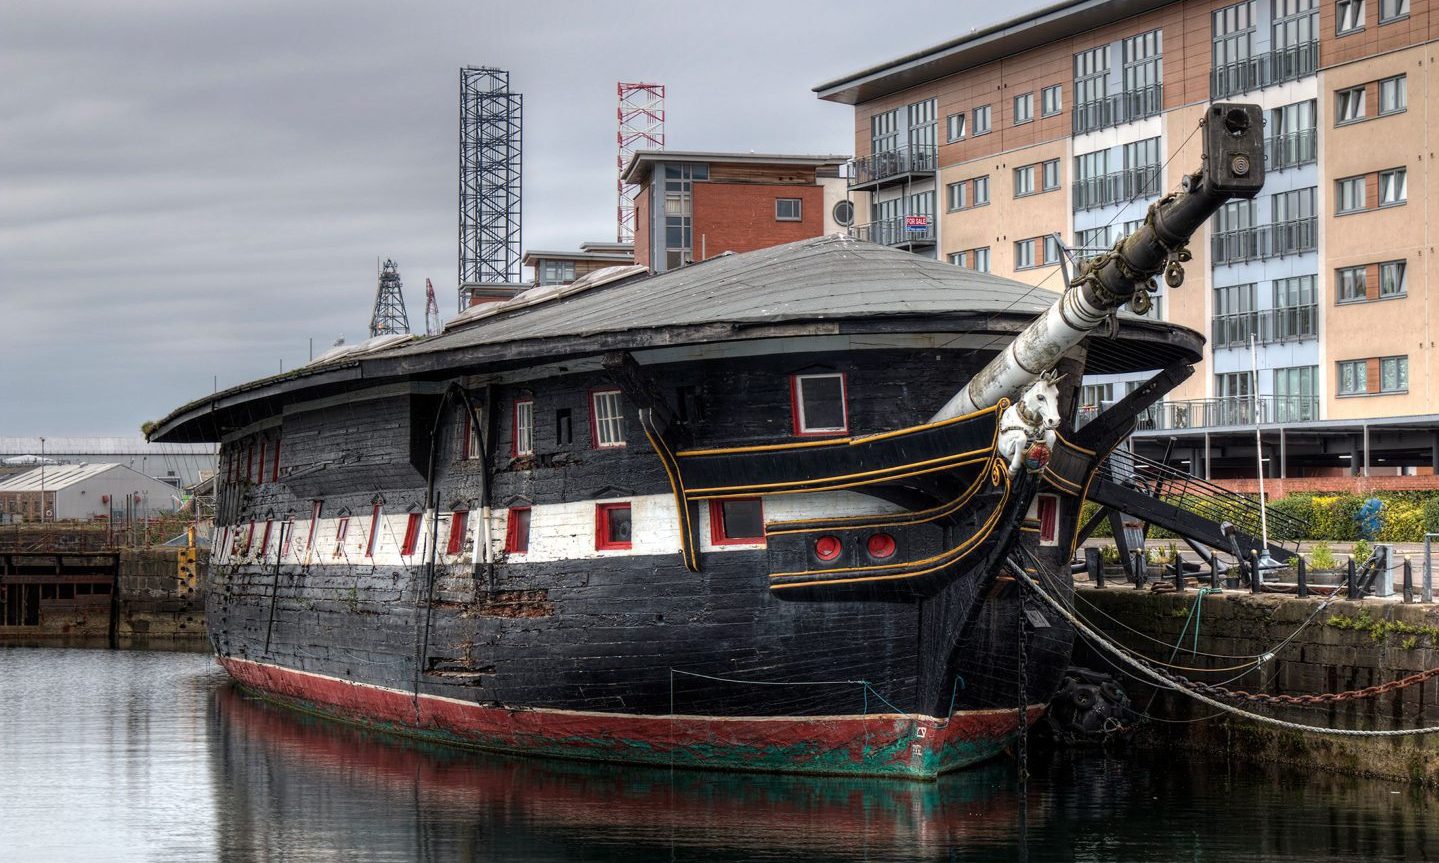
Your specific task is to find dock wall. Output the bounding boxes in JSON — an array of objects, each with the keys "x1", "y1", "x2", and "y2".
[{"x1": 1076, "y1": 587, "x2": 1439, "y2": 785}]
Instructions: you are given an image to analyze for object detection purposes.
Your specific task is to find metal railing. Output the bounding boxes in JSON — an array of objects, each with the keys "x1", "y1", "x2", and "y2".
[
  {"x1": 1211, "y1": 217, "x2": 1317, "y2": 264},
  {"x1": 1071, "y1": 84, "x2": 1164, "y2": 135},
  {"x1": 847, "y1": 144, "x2": 937, "y2": 189},
  {"x1": 1210, "y1": 304, "x2": 1318, "y2": 349},
  {"x1": 1101, "y1": 448, "x2": 1308, "y2": 551},
  {"x1": 849, "y1": 213, "x2": 937, "y2": 246},
  {"x1": 1139, "y1": 395, "x2": 1320, "y2": 429},
  {"x1": 1211, "y1": 42, "x2": 1319, "y2": 99},
  {"x1": 1265, "y1": 128, "x2": 1317, "y2": 172},
  {"x1": 1072, "y1": 165, "x2": 1163, "y2": 211}
]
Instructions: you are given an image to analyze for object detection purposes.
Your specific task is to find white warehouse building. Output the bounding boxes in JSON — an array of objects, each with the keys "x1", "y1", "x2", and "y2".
[{"x1": 0, "y1": 463, "x2": 183, "y2": 523}]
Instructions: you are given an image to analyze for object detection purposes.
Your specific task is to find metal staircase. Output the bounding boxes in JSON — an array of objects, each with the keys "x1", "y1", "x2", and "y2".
[{"x1": 1086, "y1": 448, "x2": 1304, "y2": 563}]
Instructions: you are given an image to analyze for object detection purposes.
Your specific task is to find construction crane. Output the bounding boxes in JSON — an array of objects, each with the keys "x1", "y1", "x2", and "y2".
[{"x1": 424, "y1": 278, "x2": 441, "y2": 336}]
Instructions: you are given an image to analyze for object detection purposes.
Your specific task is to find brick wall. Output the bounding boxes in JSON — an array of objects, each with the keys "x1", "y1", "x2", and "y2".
[
  {"x1": 690, "y1": 183, "x2": 825, "y2": 260},
  {"x1": 1212, "y1": 475, "x2": 1439, "y2": 496}
]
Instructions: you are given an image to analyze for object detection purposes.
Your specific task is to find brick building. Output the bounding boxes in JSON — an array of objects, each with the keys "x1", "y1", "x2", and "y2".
[
  {"x1": 620, "y1": 151, "x2": 864, "y2": 273},
  {"x1": 816, "y1": 0, "x2": 1439, "y2": 483},
  {"x1": 522, "y1": 241, "x2": 635, "y2": 287}
]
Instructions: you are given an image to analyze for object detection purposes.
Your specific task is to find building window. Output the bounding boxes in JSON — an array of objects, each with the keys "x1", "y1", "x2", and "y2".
[
  {"x1": 365, "y1": 504, "x2": 382, "y2": 558},
  {"x1": 332, "y1": 516, "x2": 350, "y2": 559},
  {"x1": 1337, "y1": 0, "x2": 1365, "y2": 33},
  {"x1": 1380, "y1": 260, "x2": 1407, "y2": 296},
  {"x1": 1043, "y1": 235, "x2": 1061, "y2": 265},
  {"x1": 505, "y1": 506, "x2": 531, "y2": 554},
  {"x1": 1337, "y1": 359, "x2": 1369, "y2": 395},
  {"x1": 271, "y1": 439, "x2": 281, "y2": 482},
  {"x1": 554, "y1": 407, "x2": 573, "y2": 446},
  {"x1": 446, "y1": 510, "x2": 469, "y2": 555},
  {"x1": 946, "y1": 181, "x2": 967, "y2": 212},
  {"x1": 1121, "y1": 29, "x2": 1163, "y2": 100},
  {"x1": 1042, "y1": 159, "x2": 1060, "y2": 191},
  {"x1": 1041, "y1": 85, "x2": 1062, "y2": 116},
  {"x1": 1335, "y1": 86, "x2": 1365, "y2": 123},
  {"x1": 1014, "y1": 238, "x2": 1037, "y2": 270},
  {"x1": 461, "y1": 407, "x2": 483, "y2": 460},
  {"x1": 974, "y1": 247, "x2": 990, "y2": 271},
  {"x1": 1336, "y1": 176, "x2": 1366, "y2": 213},
  {"x1": 775, "y1": 198, "x2": 802, "y2": 221},
  {"x1": 1013, "y1": 92, "x2": 1034, "y2": 125},
  {"x1": 662, "y1": 162, "x2": 708, "y2": 271},
  {"x1": 595, "y1": 502, "x2": 632, "y2": 551},
  {"x1": 400, "y1": 512, "x2": 422, "y2": 556},
  {"x1": 260, "y1": 520, "x2": 273, "y2": 562},
  {"x1": 950, "y1": 248, "x2": 990, "y2": 271},
  {"x1": 832, "y1": 200, "x2": 854, "y2": 227},
  {"x1": 306, "y1": 500, "x2": 323, "y2": 555},
  {"x1": 1380, "y1": 168, "x2": 1407, "y2": 205},
  {"x1": 1013, "y1": 165, "x2": 1036, "y2": 197},
  {"x1": 1381, "y1": 0, "x2": 1409, "y2": 20},
  {"x1": 1274, "y1": 366, "x2": 1318, "y2": 421},
  {"x1": 513, "y1": 399, "x2": 534, "y2": 457},
  {"x1": 1073, "y1": 45, "x2": 1110, "y2": 110},
  {"x1": 791, "y1": 373, "x2": 848, "y2": 436},
  {"x1": 1036, "y1": 495, "x2": 1059, "y2": 546},
  {"x1": 709, "y1": 498, "x2": 765, "y2": 545},
  {"x1": 1336, "y1": 266, "x2": 1367, "y2": 302},
  {"x1": 946, "y1": 112, "x2": 966, "y2": 141},
  {"x1": 1380, "y1": 356, "x2": 1409, "y2": 392},
  {"x1": 1379, "y1": 75, "x2": 1407, "y2": 114},
  {"x1": 538, "y1": 259, "x2": 576, "y2": 285},
  {"x1": 973, "y1": 176, "x2": 989, "y2": 205},
  {"x1": 590, "y1": 389, "x2": 626, "y2": 448},
  {"x1": 972, "y1": 105, "x2": 991, "y2": 135}
]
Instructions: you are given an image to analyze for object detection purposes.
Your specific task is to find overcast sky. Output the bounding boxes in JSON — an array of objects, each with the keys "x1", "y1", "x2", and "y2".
[{"x1": 2, "y1": 0, "x2": 1029, "y2": 436}]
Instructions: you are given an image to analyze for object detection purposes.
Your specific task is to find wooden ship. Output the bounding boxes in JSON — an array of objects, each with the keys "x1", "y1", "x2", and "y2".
[{"x1": 149, "y1": 103, "x2": 1272, "y2": 779}]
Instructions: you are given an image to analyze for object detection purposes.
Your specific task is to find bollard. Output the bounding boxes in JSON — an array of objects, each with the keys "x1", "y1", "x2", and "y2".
[
  {"x1": 1173, "y1": 557, "x2": 1184, "y2": 593},
  {"x1": 1085, "y1": 547, "x2": 1104, "y2": 589},
  {"x1": 1250, "y1": 549, "x2": 1262, "y2": 594},
  {"x1": 1347, "y1": 557, "x2": 1359, "y2": 600},
  {"x1": 1209, "y1": 557, "x2": 1221, "y2": 591},
  {"x1": 1426, "y1": 535, "x2": 1435, "y2": 604},
  {"x1": 1297, "y1": 556, "x2": 1308, "y2": 599},
  {"x1": 1404, "y1": 557, "x2": 1414, "y2": 604},
  {"x1": 1132, "y1": 550, "x2": 1146, "y2": 589}
]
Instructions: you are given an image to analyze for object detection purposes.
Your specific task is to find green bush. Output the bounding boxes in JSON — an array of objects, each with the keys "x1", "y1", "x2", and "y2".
[
  {"x1": 1308, "y1": 541, "x2": 1338, "y2": 570},
  {"x1": 1422, "y1": 497, "x2": 1439, "y2": 536},
  {"x1": 1267, "y1": 494, "x2": 1315, "y2": 542},
  {"x1": 1353, "y1": 538, "x2": 1374, "y2": 564},
  {"x1": 1310, "y1": 494, "x2": 1365, "y2": 542},
  {"x1": 1378, "y1": 498, "x2": 1427, "y2": 542}
]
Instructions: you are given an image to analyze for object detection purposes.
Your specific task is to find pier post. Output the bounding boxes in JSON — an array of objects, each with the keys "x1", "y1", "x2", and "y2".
[
  {"x1": 1249, "y1": 549, "x2": 1261, "y2": 594},
  {"x1": 1209, "y1": 557, "x2": 1220, "y2": 590},
  {"x1": 1425, "y1": 535, "x2": 1434, "y2": 603},
  {"x1": 1132, "y1": 550, "x2": 1146, "y2": 589},
  {"x1": 1172, "y1": 557, "x2": 1184, "y2": 593},
  {"x1": 1403, "y1": 557, "x2": 1414, "y2": 604},
  {"x1": 1346, "y1": 557, "x2": 1359, "y2": 601},
  {"x1": 1297, "y1": 556, "x2": 1308, "y2": 599},
  {"x1": 1085, "y1": 547, "x2": 1104, "y2": 588}
]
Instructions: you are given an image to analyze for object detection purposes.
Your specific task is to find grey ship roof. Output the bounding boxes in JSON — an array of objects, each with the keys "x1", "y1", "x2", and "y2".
[{"x1": 148, "y1": 235, "x2": 1202, "y2": 442}]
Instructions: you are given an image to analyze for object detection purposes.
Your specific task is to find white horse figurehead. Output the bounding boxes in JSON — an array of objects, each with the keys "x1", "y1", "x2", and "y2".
[
  {"x1": 1019, "y1": 371, "x2": 1064, "y2": 431},
  {"x1": 999, "y1": 372, "x2": 1066, "y2": 476}
]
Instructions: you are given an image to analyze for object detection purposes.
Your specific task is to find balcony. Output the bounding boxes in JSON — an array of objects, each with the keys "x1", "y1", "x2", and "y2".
[
  {"x1": 1078, "y1": 396, "x2": 1321, "y2": 431},
  {"x1": 1265, "y1": 128, "x2": 1317, "y2": 172},
  {"x1": 1211, "y1": 42, "x2": 1319, "y2": 100},
  {"x1": 850, "y1": 213, "x2": 937, "y2": 250},
  {"x1": 1071, "y1": 84, "x2": 1163, "y2": 135},
  {"x1": 1211, "y1": 304, "x2": 1318, "y2": 350},
  {"x1": 1210, "y1": 217, "x2": 1317, "y2": 265},
  {"x1": 847, "y1": 144, "x2": 936, "y2": 192},
  {"x1": 1072, "y1": 166, "x2": 1162, "y2": 211}
]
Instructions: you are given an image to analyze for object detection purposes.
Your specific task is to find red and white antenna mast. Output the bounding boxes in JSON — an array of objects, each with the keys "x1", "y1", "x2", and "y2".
[
  {"x1": 424, "y1": 278, "x2": 441, "y2": 336},
  {"x1": 617, "y1": 82, "x2": 665, "y2": 244}
]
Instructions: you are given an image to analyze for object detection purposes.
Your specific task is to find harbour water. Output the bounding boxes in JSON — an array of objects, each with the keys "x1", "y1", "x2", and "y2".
[{"x1": 0, "y1": 648, "x2": 1435, "y2": 862}]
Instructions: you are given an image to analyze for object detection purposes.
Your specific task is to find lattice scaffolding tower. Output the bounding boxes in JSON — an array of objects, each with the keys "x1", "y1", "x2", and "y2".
[
  {"x1": 616, "y1": 82, "x2": 665, "y2": 244},
  {"x1": 459, "y1": 67, "x2": 523, "y2": 310},
  {"x1": 369, "y1": 258, "x2": 411, "y2": 337}
]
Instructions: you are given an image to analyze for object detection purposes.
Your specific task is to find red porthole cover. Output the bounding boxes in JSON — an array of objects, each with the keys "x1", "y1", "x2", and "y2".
[
  {"x1": 866, "y1": 533, "x2": 897, "y2": 559},
  {"x1": 814, "y1": 535, "x2": 842, "y2": 561}
]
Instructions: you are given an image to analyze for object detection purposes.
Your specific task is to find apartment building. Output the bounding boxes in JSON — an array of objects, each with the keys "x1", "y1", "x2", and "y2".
[
  {"x1": 522, "y1": 242, "x2": 635, "y2": 287},
  {"x1": 817, "y1": 0, "x2": 1439, "y2": 481},
  {"x1": 620, "y1": 151, "x2": 862, "y2": 273}
]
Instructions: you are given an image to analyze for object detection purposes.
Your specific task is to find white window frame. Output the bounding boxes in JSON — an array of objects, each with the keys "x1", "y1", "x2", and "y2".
[
  {"x1": 775, "y1": 198, "x2": 802, "y2": 221},
  {"x1": 591, "y1": 389, "x2": 627, "y2": 448},
  {"x1": 791, "y1": 373, "x2": 849, "y2": 436},
  {"x1": 514, "y1": 398, "x2": 534, "y2": 456}
]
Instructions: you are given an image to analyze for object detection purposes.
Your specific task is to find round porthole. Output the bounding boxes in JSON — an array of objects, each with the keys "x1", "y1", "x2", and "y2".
[
  {"x1": 832, "y1": 200, "x2": 855, "y2": 227},
  {"x1": 866, "y1": 533, "x2": 897, "y2": 559},
  {"x1": 814, "y1": 535, "x2": 843, "y2": 561}
]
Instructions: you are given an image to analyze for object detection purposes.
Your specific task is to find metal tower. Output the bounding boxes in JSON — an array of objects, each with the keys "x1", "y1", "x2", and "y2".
[
  {"x1": 369, "y1": 258, "x2": 411, "y2": 337},
  {"x1": 616, "y1": 82, "x2": 665, "y2": 243},
  {"x1": 459, "y1": 67, "x2": 522, "y2": 309},
  {"x1": 424, "y1": 278, "x2": 441, "y2": 336}
]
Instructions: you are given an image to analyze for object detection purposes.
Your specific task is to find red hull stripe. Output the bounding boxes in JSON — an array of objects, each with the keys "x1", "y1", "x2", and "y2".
[{"x1": 220, "y1": 657, "x2": 1043, "y2": 779}]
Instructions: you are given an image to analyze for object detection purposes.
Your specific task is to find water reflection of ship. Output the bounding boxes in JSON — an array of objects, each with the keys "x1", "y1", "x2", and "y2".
[{"x1": 209, "y1": 682, "x2": 1047, "y2": 860}]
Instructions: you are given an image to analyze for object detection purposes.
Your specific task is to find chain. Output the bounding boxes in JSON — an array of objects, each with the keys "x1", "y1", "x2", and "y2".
[
  {"x1": 1016, "y1": 578, "x2": 1030, "y2": 782},
  {"x1": 1193, "y1": 666, "x2": 1439, "y2": 707}
]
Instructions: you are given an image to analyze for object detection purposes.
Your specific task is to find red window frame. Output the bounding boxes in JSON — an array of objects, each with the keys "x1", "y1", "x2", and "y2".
[
  {"x1": 281, "y1": 519, "x2": 295, "y2": 558},
  {"x1": 790, "y1": 373, "x2": 849, "y2": 436},
  {"x1": 589, "y1": 388, "x2": 627, "y2": 449},
  {"x1": 447, "y1": 510, "x2": 470, "y2": 556},
  {"x1": 271, "y1": 438, "x2": 281, "y2": 482},
  {"x1": 505, "y1": 506, "x2": 531, "y2": 553},
  {"x1": 365, "y1": 504, "x2": 382, "y2": 558},
  {"x1": 1037, "y1": 494, "x2": 1059, "y2": 546},
  {"x1": 245, "y1": 443, "x2": 254, "y2": 484},
  {"x1": 595, "y1": 502, "x2": 633, "y2": 550},
  {"x1": 400, "y1": 512, "x2": 423, "y2": 556},
  {"x1": 242, "y1": 521, "x2": 256, "y2": 556},
  {"x1": 708, "y1": 498, "x2": 766, "y2": 546},
  {"x1": 332, "y1": 516, "x2": 350, "y2": 559},
  {"x1": 512, "y1": 398, "x2": 534, "y2": 457},
  {"x1": 258, "y1": 519, "x2": 271, "y2": 559},
  {"x1": 306, "y1": 500, "x2": 322, "y2": 554}
]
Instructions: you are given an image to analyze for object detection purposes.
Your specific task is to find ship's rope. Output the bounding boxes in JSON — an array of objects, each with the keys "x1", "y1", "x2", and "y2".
[
  {"x1": 669, "y1": 668, "x2": 906, "y2": 715},
  {"x1": 1009, "y1": 554, "x2": 1439, "y2": 738}
]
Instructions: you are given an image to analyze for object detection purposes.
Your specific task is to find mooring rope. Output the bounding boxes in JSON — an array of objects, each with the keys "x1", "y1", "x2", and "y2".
[{"x1": 1010, "y1": 556, "x2": 1439, "y2": 738}]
